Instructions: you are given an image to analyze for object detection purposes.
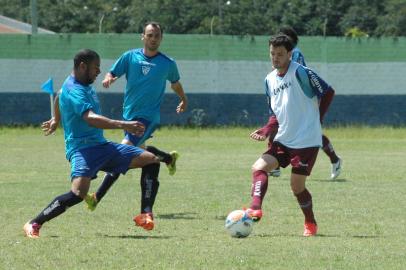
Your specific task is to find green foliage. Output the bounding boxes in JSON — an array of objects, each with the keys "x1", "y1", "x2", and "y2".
[
  {"x1": 345, "y1": 27, "x2": 369, "y2": 38},
  {"x1": 0, "y1": 0, "x2": 404, "y2": 36},
  {"x1": 375, "y1": 0, "x2": 406, "y2": 36},
  {"x1": 1, "y1": 126, "x2": 406, "y2": 269}
]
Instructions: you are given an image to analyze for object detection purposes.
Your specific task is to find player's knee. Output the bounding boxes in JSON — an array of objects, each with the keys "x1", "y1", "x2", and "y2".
[
  {"x1": 290, "y1": 181, "x2": 306, "y2": 195},
  {"x1": 71, "y1": 188, "x2": 88, "y2": 199},
  {"x1": 70, "y1": 177, "x2": 90, "y2": 199},
  {"x1": 252, "y1": 163, "x2": 265, "y2": 172},
  {"x1": 143, "y1": 150, "x2": 160, "y2": 163}
]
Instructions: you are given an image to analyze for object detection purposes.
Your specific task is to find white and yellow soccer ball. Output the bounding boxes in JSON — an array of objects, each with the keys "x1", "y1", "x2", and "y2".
[{"x1": 225, "y1": 209, "x2": 253, "y2": 238}]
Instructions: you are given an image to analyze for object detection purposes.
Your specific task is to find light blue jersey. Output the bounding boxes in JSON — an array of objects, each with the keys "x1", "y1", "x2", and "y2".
[
  {"x1": 291, "y1": 47, "x2": 306, "y2": 67},
  {"x1": 110, "y1": 48, "x2": 180, "y2": 124},
  {"x1": 59, "y1": 75, "x2": 107, "y2": 161}
]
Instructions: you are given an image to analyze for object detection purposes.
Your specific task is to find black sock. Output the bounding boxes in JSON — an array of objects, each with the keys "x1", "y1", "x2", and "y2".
[
  {"x1": 140, "y1": 163, "x2": 160, "y2": 213},
  {"x1": 146, "y1": 146, "x2": 172, "y2": 164},
  {"x1": 31, "y1": 191, "x2": 83, "y2": 225},
  {"x1": 95, "y1": 173, "x2": 120, "y2": 202}
]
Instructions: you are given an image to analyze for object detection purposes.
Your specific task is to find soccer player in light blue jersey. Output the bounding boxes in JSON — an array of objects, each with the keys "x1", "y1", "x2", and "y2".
[
  {"x1": 260, "y1": 26, "x2": 342, "y2": 180},
  {"x1": 85, "y1": 22, "x2": 188, "y2": 230},
  {"x1": 246, "y1": 34, "x2": 336, "y2": 236},
  {"x1": 24, "y1": 49, "x2": 160, "y2": 238}
]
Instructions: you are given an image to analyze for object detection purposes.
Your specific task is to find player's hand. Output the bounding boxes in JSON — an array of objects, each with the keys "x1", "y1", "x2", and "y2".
[
  {"x1": 176, "y1": 99, "x2": 188, "y2": 113},
  {"x1": 102, "y1": 73, "x2": 118, "y2": 88},
  {"x1": 250, "y1": 130, "x2": 267, "y2": 141},
  {"x1": 41, "y1": 118, "x2": 59, "y2": 136},
  {"x1": 124, "y1": 121, "x2": 145, "y2": 137}
]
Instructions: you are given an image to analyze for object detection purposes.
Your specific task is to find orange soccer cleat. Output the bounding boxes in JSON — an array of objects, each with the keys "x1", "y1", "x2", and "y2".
[
  {"x1": 133, "y1": 213, "x2": 154, "y2": 231},
  {"x1": 23, "y1": 222, "x2": 41, "y2": 239},
  {"x1": 303, "y1": 222, "x2": 318, "y2": 237}
]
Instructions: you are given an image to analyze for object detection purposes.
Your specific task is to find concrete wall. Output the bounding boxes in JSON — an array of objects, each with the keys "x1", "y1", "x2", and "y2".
[
  {"x1": 1, "y1": 34, "x2": 405, "y2": 126},
  {"x1": 1, "y1": 93, "x2": 405, "y2": 126}
]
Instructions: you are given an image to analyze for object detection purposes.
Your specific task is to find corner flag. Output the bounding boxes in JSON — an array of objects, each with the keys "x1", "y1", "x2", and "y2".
[
  {"x1": 41, "y1": 78, "x2": 54, "y2": 95},
  {"x1": 41, "y1": 77, "x2": 55, "y2": 117}
]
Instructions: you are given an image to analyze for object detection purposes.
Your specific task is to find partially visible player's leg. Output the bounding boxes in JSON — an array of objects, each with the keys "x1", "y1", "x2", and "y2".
[
  {"x1": 268, "y1": 129, "x2": 281, "y2": 177},
  {"x1": 146, "y1": 146, "x2": 179, "y2": 176},
  {"x1": 291, "y1": 174, "x2": 317, "y2": 236},
  {"x1": 290, "y1": 147, "x2": 319, "y2": 236},
  {"x1": 322, "y1": 134, "x2": 342, "y2": 180},
  {"x1": 247, "y1": 151, "x2": 280, "y2": 222},
  {"x1": 24, "y1": 177, "x2": 89, "y2": 238},
  {"x1": 134, "y1": 162, "x2": 160, "y2": 230},
  {"x1": 126, "y1": 150, "x2": 161, "y2": 230},
  {"x1": 85, "y1": 123, "x2": 154, "y2": 211}
]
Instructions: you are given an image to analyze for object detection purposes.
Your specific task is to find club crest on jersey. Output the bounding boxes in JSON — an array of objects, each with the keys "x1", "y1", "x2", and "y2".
[{"x1": 142, "y1": 66, "x2": 151, "y2": 75}]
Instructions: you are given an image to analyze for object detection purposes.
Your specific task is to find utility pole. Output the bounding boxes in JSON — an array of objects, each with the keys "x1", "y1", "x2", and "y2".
[{"x1": 31, "y1": 0, "x2": 38, "y2": 34}]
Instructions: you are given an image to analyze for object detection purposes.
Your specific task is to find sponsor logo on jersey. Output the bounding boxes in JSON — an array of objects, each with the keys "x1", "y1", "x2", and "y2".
[
  {"x1": 307, "y1": 70, "x2": 324, "y2": 94},
  {"x1": 272, "y1": 81, "x2": 292, "y2": 96}
]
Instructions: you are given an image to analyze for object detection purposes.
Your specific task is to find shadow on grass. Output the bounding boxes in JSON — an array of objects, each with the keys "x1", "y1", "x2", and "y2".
[
  {"x1": 215, "y1": 215, "x2": 227, "y2": 220},
  {"x1": 310, "y1": 178, "x2": 348, "y2": 183},
  {"x1": 253, "y1": 233, "x2": 380, "y2": 238},
  {"x1": 102, "y1": 234, "x2": 173, "y2": 239},
  {"x1": 156, "y1": 212, "x2": 198, "y2": 220}
]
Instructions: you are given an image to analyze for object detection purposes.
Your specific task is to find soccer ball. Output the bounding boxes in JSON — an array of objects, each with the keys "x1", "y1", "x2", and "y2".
[{"x1": 225, "y1": 210, "x2": 253, "y2": 238}]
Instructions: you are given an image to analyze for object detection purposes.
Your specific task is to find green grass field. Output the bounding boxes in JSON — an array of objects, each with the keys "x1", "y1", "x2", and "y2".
[{"x1": 1, "y1": 126, "x2": 405, "y2": 270}]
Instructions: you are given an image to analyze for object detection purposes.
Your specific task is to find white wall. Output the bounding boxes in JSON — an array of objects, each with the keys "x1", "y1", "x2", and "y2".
[{"x1": 1, "y1": 59, "x2": 405, "y2": 95}]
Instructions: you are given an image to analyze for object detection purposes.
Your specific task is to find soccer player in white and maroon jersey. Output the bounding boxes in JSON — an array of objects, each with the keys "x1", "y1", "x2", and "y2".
[
  {"x1": 266, "y1": 26, "x2": 342, "y2": 180},
  {"x1": 247, "y1": 34, "x2": 335, "y2": 236}
]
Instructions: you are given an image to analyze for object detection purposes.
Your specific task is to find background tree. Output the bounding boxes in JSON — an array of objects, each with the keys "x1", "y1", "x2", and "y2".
[{"x1": 0, "y1": 0, "x2": 404, "y2": 37}]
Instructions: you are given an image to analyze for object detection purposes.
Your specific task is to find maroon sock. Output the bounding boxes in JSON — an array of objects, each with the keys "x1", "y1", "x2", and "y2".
[
  {"x1": 250, "y1": 170, "x2": 268, "y2": 210},
  {"x1": 294, "y1": 188, "x2": 316, "y2": 224},
  {"x1": 322, "y1": 135, "x2": 339, "y2": 163}
]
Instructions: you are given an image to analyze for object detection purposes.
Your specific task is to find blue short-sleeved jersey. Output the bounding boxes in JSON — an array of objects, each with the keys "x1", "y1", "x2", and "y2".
[
  {"x1": 59, "y1": 75, "x2": 107, "y2": 161},
  {"x1": 110, "y1": 48, "x2": 180, "y2": 124},
  {"x1": 291, "y1": 47, "x2": 306, "y2": 67}
]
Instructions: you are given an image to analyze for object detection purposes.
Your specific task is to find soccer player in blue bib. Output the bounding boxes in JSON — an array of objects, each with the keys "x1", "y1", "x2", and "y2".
[
  {"x1": 257, "y1": 26, "x2": 342, "y2": 180},
  {"x1": 85, "y1": 22, "x2": 188, "y2": 230},
  {"x1": 23, "y1": 49, "x2": 160, "y2": 238},
  {"x1": 247, "y1": 34, "x2": 335, "y2": 236}
]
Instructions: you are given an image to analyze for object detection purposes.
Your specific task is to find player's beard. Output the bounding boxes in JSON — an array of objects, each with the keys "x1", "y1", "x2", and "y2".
[{"x1": 84, "y1": 69, "x2": 96, "y2": 85}]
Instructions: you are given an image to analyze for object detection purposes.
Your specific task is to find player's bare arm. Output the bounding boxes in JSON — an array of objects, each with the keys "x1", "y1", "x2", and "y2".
[
  {"x1": 102, "y1": 72, "x2": 118, "y2": 88},
  {"x1": 83, "y1": 110, "x2": 145, "y2": 137},
  {"x1": 171, "y1": 81, "x2": 188, "y2": 113}
]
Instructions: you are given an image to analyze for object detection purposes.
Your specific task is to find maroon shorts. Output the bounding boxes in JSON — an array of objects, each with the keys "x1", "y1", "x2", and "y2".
[{"x1": 265, "y1": 141, "x2": 319, "y2": 176}]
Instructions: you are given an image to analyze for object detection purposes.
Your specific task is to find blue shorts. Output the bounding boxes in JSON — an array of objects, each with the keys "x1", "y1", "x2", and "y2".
[
  {"x1": 124, "y1": 118, "x2": 158, "y2": 146},
  {"x1": 69, "y1": 142, "x2": 144, "y2": 180}
]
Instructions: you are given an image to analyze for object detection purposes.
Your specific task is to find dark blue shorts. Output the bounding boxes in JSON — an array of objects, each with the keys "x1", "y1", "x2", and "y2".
[
  {"x1": 69, "y1": 142, "x2": 144, "y2": 180},
  {"x1": 124, "y1": 118, "x2": 158, "y2": 146}
]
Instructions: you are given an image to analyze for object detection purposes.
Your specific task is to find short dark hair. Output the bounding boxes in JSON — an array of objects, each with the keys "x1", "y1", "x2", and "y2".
[
  {"x1": 143, "y1": 21, "x2": 163, "y2": 35},
  {"x1": 269, "y1": 34, "x2": 294, "y2": 52},
  {"x1": 73, "y1": 49, "x2": 100, "y2": 69},
  {"x1": 279, "y1": 26, "x2": 298, "y2": 46}
]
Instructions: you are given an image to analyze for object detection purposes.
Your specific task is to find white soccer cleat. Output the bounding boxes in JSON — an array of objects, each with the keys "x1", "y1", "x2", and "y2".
[{"x1": 330, "y1": 157, "x2": 342, "y2": 180}]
